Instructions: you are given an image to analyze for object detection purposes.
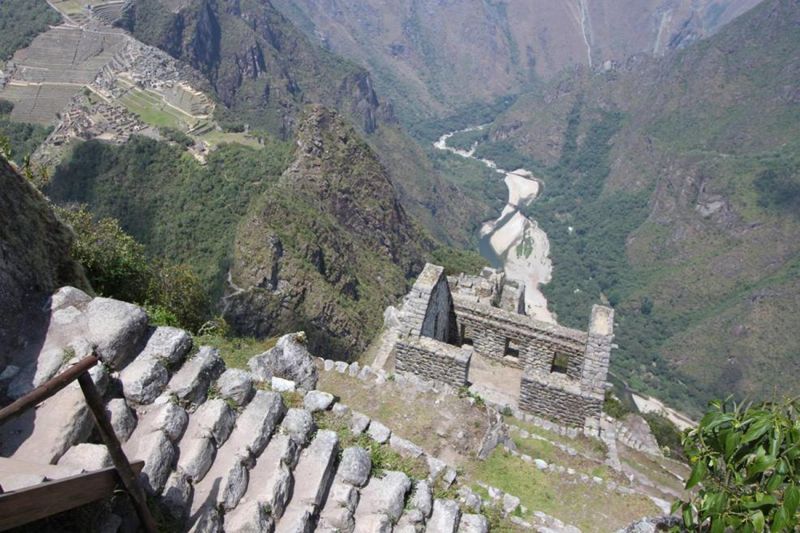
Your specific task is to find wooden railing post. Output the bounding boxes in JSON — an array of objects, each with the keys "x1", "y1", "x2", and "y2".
[
  {"x1": 77, "y1": 373, "x2": 158, "y2": 533},
  {"x1": 0, "y1": 355, "x2": 98, "y2": 424}
]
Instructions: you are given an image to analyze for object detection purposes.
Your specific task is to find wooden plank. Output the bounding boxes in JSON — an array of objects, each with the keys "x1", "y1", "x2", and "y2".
[
  {"x1": 0, "y1": 461, "x2": 143, "y2": 531},
  {"x1": 78, "y1": 374, "x2": 158, "y2": 532},
  {"x1": 0, "y1": 355, "x2": 98, "y2": 424}
]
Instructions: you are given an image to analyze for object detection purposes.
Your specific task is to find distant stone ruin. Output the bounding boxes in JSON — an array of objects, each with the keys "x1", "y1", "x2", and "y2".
[{"x1": 387, "y1": 264, "x2": 614, "y2": 435}]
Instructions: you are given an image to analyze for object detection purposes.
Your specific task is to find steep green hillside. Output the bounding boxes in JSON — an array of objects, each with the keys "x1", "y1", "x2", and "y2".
[
  {"x1": 47, "y1": 137, "x2": 293, "y2": 298},
  {"x1": 272, "y1": 0, "x2": 762, "y2": 123},
  {"x1": 0, "y1": 0, "x2": 61, "y2": 61},
  {"x1": 226, "y1": 105, "x2": 429, "y2": 357},
  {"x1": 121, "y1": 0, "x2": 488, "y2": 246},
  {"x1": 481, "y1": 0, "x2": 800, "y2": 413},
  {"x1": 47, "y1": 106, "x2": 434, "y2": 357}
]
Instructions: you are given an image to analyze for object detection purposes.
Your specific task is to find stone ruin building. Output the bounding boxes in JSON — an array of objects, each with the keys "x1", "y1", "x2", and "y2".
[{"x1": 389, "y1": 264, "x2": 614, "y2": 435}]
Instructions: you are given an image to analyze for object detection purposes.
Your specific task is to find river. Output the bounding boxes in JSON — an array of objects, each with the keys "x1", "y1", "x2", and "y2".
[{"x1": 434, "y1": 126, "x2": 556, "y2": 323}]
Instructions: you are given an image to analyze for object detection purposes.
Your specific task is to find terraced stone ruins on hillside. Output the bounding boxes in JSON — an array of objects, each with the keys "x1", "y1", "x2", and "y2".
[
  {"x1": 0, "y1": 286, "x2": 504, "y2": 532},
  {"x1": 383, "y1": 264, "x2": 614, "y2": 435}
]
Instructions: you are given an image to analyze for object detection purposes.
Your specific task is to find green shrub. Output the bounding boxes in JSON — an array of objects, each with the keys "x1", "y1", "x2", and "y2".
[
  {"x1": 674, "y1": 399, "x2": 800, "y2": 531},
  {"x1": 603, "y1": 391, "x2": 632, "y2": 420},
  {"x1": 642, "y1": 412, "x2": 685, "y2": 460},
  {"x1": 159, "y1": 127, "x2": 194, "y2": 147},
  {"x1": 57, "y1": 205, "x2": 151, "y2": 304},
  {"x1": 57, "y1": 205, "x2": 210, "y2": 332},
  {"x1": 146, "y1": 262, "x2": 210, "y2": 332}
]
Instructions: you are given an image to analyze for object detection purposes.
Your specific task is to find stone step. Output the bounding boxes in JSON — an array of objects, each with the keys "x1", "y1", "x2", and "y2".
[
  {"x1": 274, "y1": 430, "x2": 339, "y2": 533},
  {"x1": 167, "y1": 346, "x2": 225, "y2": 405},
  {"x1": 0, "y1": 456, "x2": 79, "y2": 491},
  {"x1": 458, "y1": 513, "x2": 490, "y2": 533},
  {"x1": 352, "y1": 470, "x2": 411, "y2": 528},
  {"x1": 176, "y1": 399, "x2": 236, "y2": 483},
  {"x1": 0, "y1": 365, "x2": 106, "y2": 465},
  {"x1": 427, "y1": 499, "x2": 461, "y2": 533},
  {"x1": 228, "y1": 433, "x2": 300, "y2": 529},
  {"x1": 188, "y1": 391, "x2": 286, "y2": 520},
  {"x1": 121, "y1": 398, "x2": 197, "y2": 494}
]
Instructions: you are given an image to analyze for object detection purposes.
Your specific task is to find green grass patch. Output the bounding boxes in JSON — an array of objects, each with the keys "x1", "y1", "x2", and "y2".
[
  {"x1": 194, "y1": 334, "x2": 278, "y2": 369},
  {"x1": 314, "y1": 411, "x2": 428, "y2": 479},
  {"x1": 470, "y1": 450, "x2": 658, "y2": 532}
]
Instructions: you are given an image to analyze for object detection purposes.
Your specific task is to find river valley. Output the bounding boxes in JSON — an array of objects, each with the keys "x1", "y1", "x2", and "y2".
[{"x1": 434, "y1": 126, "x2": 556, "y2": 323}]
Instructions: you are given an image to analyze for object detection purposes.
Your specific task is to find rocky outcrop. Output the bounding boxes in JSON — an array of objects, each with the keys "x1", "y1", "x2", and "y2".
[
  {"x1": 0, "y1": 158, "x2": 87, "y2": 365},
  {"x1": 247, "y1": 333, "x2": 318, "y2": 391},
  {"x1": 225, "y1": 105, "x2": 428, "y2": 357},
  {"x1": 123, "y1": 0, "x2": 389, "y2": 137}
]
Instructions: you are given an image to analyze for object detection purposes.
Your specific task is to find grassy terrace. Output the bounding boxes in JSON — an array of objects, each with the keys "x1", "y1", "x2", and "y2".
[
  {"x1": 318, "y1": 367, "x2": 662, "y2": 532},
  {"x1": 469, "y1": 451, "x2": 657, "y2": 532},
  {"x1": 118, "y1": 85, "x2": 196, "y2": 130}
]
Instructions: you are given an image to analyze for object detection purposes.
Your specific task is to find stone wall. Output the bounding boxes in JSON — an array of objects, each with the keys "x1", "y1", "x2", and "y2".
[
  {"x1": 581, "y1": 305, "x2": 614, "y2": 395},
  {"x1": 420, "y1": 269, "x2": 457, "y2": 343},
  {"x1": 454, "y1": 297, "x2": 586, "y2": 375},
  {"x1": 519, "y1": 371, "x2": 603, "y2": 428},
  {"x1": 390, "y1": 263, "x2": 613, "y2": 433},
  {"x1": 395, "y1": 336, "x2": 471, "y2": 388}
]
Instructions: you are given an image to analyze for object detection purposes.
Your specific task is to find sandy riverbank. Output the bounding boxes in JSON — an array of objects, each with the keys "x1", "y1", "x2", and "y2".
[{"x1": 435, "y1": 129, "x2": 555, "y2": 323}]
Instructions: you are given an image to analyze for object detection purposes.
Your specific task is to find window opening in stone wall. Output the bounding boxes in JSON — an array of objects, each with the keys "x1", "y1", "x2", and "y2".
[
  {"x1": 504, "y1": 339, "x2": 520, "y2": 358},
  {"x1": 550, "y1": 352, "x2": 569, "y2": 374},
  {"x1": 460, "y1": 324, "x2": 473, "y2": 346}
]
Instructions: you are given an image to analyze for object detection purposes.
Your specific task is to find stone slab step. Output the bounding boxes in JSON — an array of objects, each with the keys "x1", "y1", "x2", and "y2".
[
  {"x1": 274, "y1": 430, "x2": 339, "y2": 533},
  {"x1": 230, "y1": 433, "x2": 299, "y2": 526},
  {"x1": 427, "y1": 499, "x2": 461, "y2": 533},
  {"x1": 0, "y1": 457, "x2": 79, "y2": 491},
  {"x1": 353, "y1": 471, "x2": 411, "y2": 525},
  {"x1": 167, "y1": 346, "x2": 225, "y2": 404},
  {"x1": 0, "y1": 366, "x2": 106, "y2": 464},
  {"x1": 189, "y1": 391, "x2": 286, "y2": 517}
]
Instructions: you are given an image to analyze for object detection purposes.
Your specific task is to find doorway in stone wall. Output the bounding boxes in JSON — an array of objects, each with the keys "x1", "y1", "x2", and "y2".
[{"x1": 467, "y1": 352, "x2": 522, "y2": 409}]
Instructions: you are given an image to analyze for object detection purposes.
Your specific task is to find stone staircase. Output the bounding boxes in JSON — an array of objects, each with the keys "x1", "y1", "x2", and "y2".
[{"x1": 0, "y1": 287, "x2": 488, "y2": 532}]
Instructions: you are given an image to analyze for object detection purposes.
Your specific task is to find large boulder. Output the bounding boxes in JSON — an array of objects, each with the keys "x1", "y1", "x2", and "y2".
[
  {"x1": 138, "y1": 326, "x2": 192, "y2": 366},
  {"x1": 85, "y1": 297, "x2": 148, "y2": 369},
  {"x1": 248, "y1": 332, "x2": 318, "y2": 390}
]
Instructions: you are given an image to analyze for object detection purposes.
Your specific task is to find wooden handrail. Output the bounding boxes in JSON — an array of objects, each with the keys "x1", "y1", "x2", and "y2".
[
  {"x1": 0, "y1": 355, "x2": 98, "y2": 424},
  {"x1": 0, "y1": 353, "x2": 157, "y2": 532},
  {"x1": 77, "y1": 373, "x2": 157, "y2": 532}
]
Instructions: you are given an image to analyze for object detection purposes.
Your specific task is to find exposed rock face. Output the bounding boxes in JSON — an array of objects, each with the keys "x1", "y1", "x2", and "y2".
[
  {"x1": 123, "y1": 0, "x2": 389, "y2": 136},
  {"x1": 0, "y1": 158, "x2": 87, "y2": 365},
  {"x1": 248, "y1": 333, "x2": 318, "y2": 390},
  {"x1": 226, "y1": 106, "x2": 428, "y2": 357}
]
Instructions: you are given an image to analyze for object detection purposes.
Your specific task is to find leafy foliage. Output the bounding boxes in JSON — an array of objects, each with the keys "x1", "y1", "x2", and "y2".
[
  {"x1": 755, "y1": 161, "x2": 800, "y2": 217},
  {"x1": 47, "y1": 136, "x2": 293, "y2": 297},
  {"x1": 642, "y1": 412, "x2": 685, "y2": 460},
  {"x1": 0, "y1": 102, "x2": 53, "y2": 166},
  {"x1": 674, "y1": 399, "x2": 800, "y2": 531},
  {"x1": 604, "y1": 391, "x2": 633, "y2": 420},
  {"x1": 431, "y1": 246, "x2": 489, "y2": 276},
  {"x1": 57, "y1": 205, "x2": 151, "y2": 304},
  {"x1": 56, "y1": 205, "x2": 210, "y2": 331},
  {"x1": 0, "y1": 0, "x2": 61, "y2": 60}
]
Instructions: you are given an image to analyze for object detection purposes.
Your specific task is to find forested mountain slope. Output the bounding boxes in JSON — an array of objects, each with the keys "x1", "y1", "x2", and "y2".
[
  {"x1": 479, "y1": 0, "x2": 800, "y2": 413},
  {"x1": 272, "y1": 0, "x2": 763, "y2": 122},
  {"x1": 47, "y1": 106, "x2": 428, "y2": 357},
  {"x1": 120, "y1": 0, "x2": 489, "y2": 244}
]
